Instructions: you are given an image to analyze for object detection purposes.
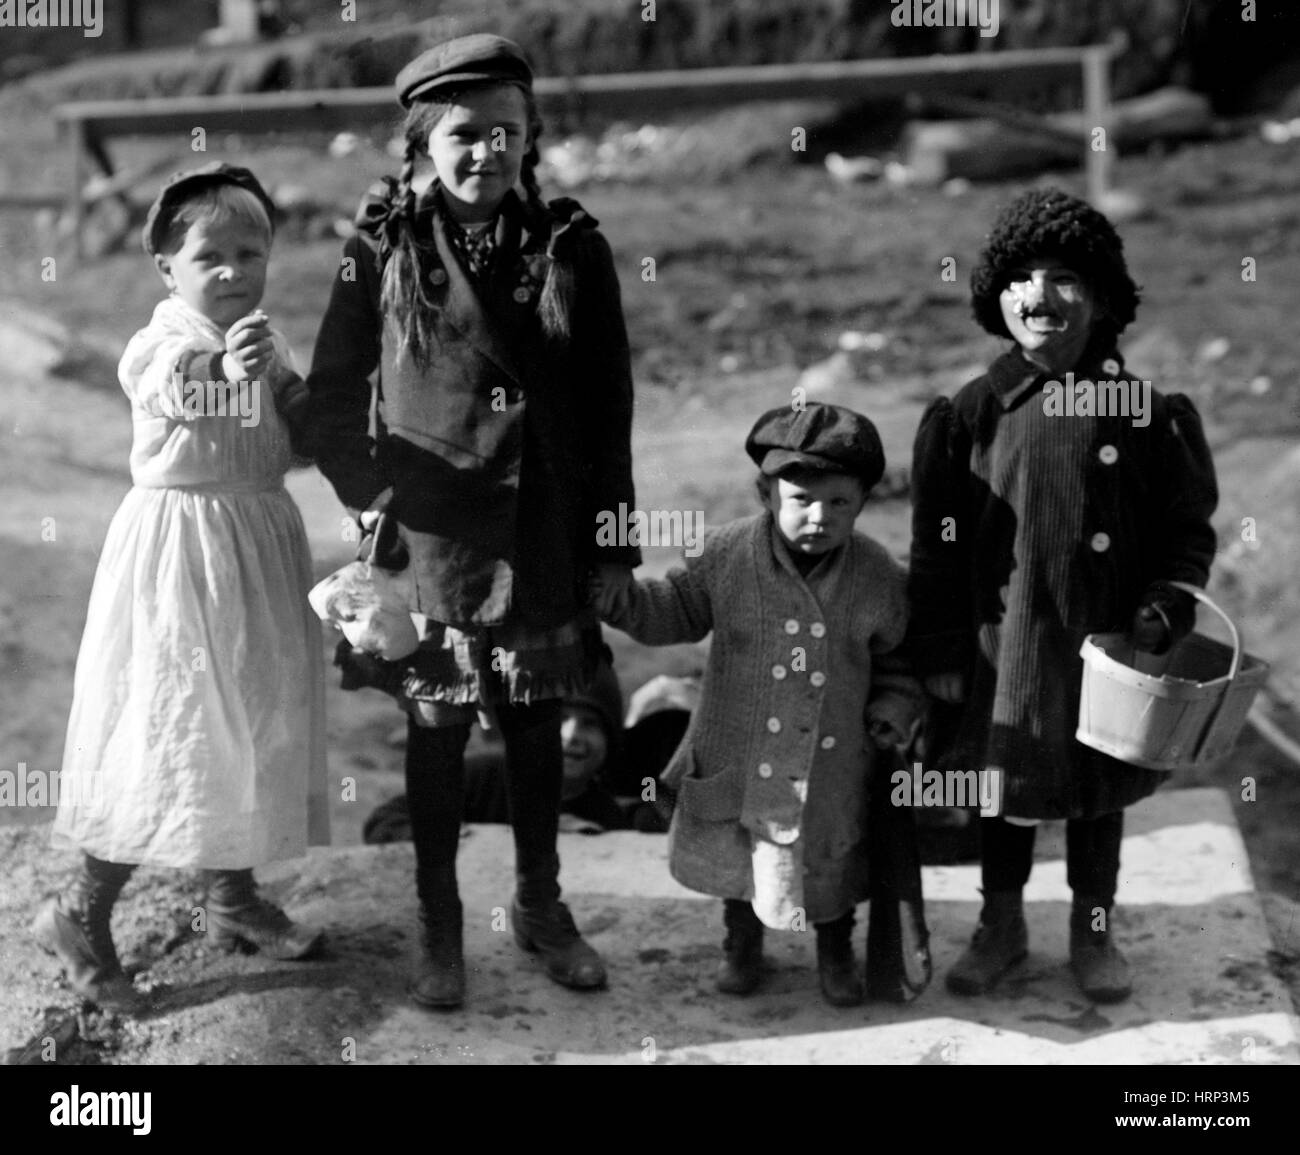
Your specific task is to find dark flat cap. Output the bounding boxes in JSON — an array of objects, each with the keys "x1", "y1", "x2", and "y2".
[
  {"x1": 396, "y1": 33, "x2": 533, "y2": 108},
  {"x1": 142, "y1": 162, "x2": 275, "y2": 256},
  {"x1": 745, "y1": 402, "x2": 886, "y2": 488}
]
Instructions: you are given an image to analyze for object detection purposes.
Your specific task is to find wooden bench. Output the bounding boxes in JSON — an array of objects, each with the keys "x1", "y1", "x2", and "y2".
[{"x1": 53, "y1": 41, "x2": 1122, "y2": 258}]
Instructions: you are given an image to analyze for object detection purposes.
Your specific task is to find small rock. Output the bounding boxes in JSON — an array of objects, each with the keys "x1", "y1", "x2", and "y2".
[
  {"x1": 838, "y1": 330, "x2": 887, "y2": 353},
  {"x1": 824, "y1": 151, "x2": 883, "y2": 185},
  {"x1": 329, "y1": 132, "x2": 361, "y2": 159},
  {"x1": 1198, "y1": 337, "x2": 1231, "y2": 363}
]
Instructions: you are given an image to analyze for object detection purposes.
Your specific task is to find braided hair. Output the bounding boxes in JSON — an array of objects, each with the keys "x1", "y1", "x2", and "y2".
[{"x1": 379, "y1": 81, "x2": 574, "y2": 367}]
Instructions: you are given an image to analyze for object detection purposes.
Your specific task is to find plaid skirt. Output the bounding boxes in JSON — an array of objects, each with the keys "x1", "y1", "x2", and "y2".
[{"x1": 397, "y1": 608, "x2": 602, "y2": 725}]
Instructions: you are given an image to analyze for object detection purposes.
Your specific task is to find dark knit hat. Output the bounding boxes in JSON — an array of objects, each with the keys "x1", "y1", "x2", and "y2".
[
  {"x1": 745, "y1": 402, "x2": 886, "y2": 489},
  {"x1": 395, "y1": 33, "x2": 533, "y2": 108},
  {"x1": 969, "y1": 186, "x2": 1140, "y2": 341},
  {"x1": 142, "y1": 162, "x2": 276, "y2": 257}
]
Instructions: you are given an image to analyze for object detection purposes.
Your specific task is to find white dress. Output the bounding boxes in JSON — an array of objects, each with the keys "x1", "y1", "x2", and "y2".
[{"x1": 52, "y1": 296, "x2": 330, "y2": 868}]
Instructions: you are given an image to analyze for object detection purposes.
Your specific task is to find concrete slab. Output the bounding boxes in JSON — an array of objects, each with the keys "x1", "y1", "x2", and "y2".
[{"x1": 251, "y1": 786, "x2": 1299, "y2": 1065}]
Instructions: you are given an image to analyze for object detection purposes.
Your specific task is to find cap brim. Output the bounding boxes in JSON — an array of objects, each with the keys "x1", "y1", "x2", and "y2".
[
  {"x1": 759, "y1": 449, "x2": 840, "y2": 477},
  {"x1": 402, "y1": 70, "x2": 528, "y2": 105}
]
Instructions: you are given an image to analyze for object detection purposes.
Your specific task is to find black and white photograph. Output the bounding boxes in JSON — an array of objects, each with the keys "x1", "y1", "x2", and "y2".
[{"x1": 1, "y1": 0, "x2": 1297, "y2": 1124}]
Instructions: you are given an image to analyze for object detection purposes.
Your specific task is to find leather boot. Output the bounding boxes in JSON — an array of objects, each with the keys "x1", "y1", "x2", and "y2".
[
  {"x1": 511, "y1": 898, "x2": 607, "y2": 990},
  {"x1": 815, "y1": 910, "x2": 864, "y2": 1007},
  {"x1": 1069, "y1": 894, "x2": 1132, "y2": 1003},
  {"x1": 716, "y1": 898, "x2": 764, "y2": 995},
  {"x1": 512, "y1": 852, "x2": 606, "y2": 990},
  {"x1": 411, "y1": 894, "x2": 465, "y2": 1009},
  {"x1": 946, "y1": 889, "x2": 1028, "y2": 996},
  {"x1": 202, "y1": 869, "x2": 323, "y2": 960},
  {"x1": 31, "y1": 854, "x2": 143, "y2": 1013}
]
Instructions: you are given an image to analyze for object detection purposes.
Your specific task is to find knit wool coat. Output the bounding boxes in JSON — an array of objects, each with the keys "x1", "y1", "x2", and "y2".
[{"x1": 606, "y1": 512, "x2": 920, "y2": 927}]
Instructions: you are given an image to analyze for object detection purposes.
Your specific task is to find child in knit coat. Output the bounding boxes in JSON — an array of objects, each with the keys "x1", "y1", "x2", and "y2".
[
  {"x1": 598, "y1": 402, "x2": 922, "y2": 1006},
  {"x1": 907, "y1": 188, "x2": 1218, "y2": 1003}
]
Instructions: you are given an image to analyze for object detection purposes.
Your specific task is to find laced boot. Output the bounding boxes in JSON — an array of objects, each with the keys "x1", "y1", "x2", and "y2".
[
  {"x1": 815, "y1": 910, "x2": 864, "y2": 1007},
  {"x1": 946, "y1": 889, "x2": 1028, "y2": 996},
  {"x1": 716, "y1": 898, "x2": 764, "y2": 995},
  {"x1": 202, "y1": 869, "x2": 323, "y2": 960},
  {"x1": 31, "y1": 854, "x2": 144, "y2": 1013},
  {"x1": 512, "y1": 853, "x2": 606, "y2": 990},
  {"x1": 1069, "y1": 894, "x2": 1132, "y2": 1003},
  {"x1": 410, "y1": 872, "x2": 465, "y2": 1009}
]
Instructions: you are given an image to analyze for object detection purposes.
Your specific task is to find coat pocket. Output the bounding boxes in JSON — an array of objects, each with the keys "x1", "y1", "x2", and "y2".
[{"x1": 674, "y1": 749, "x2": 744, "y2": 823}]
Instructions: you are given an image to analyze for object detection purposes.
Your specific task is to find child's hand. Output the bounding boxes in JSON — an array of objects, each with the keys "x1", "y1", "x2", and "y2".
[
  {"x1": 1131, "y1": 603, "x2": 1172, "y2": 654},
  {"x1": 593, "y1": 563, "x2": 634, "y2": 619},
  {"x1": 223, "y1": 310, "x2": 274, "y2": 382},
  {"x1": 924, "y1": 672, "x2": 966, "y2": 703}
]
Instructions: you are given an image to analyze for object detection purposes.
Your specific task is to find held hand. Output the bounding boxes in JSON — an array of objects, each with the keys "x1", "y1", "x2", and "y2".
[
  {"x1": 593, "y1": 564, "x2": 634, "y2": 619},
  {"x1": 223, "y1": 310, "x2": 274, "y2": 382},
  {"x1": 924, "y1": 672, "x2": 966, "y2": 704}
]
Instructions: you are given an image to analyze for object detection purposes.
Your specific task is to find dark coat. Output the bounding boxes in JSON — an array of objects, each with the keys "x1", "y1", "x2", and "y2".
[
  {"x1": 306, "y1": 182, "x2": 640, "y2": 629},
  {"x1": 907, "y1": 346, "x2": 1219, "y2": 820}
]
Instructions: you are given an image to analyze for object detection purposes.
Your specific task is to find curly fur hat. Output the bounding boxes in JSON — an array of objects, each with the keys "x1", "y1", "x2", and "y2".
[{"x1": 969, "y1": 187, "x2": 1140, "y2": 342}]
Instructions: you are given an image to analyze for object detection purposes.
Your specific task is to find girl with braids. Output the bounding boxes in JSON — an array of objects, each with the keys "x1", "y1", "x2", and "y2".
[{"x1": 307, "y1": 34, "x2": 639, "y2": 1009}]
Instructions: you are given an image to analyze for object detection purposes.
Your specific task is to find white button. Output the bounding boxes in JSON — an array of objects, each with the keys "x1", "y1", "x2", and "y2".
[
  {"x1": 429, "y1": 267, "x2": 447, "y2": 284},
  {"x1": 767, "y1": 717, "x2": 781, "y2": 734},
  {"x1": 810, "y1": 671, "x2": 826, "y2": 688},
  {"x1": 757, "y1": 762, "x2": 773, "y2": 779},
  {"x1": 784, "y1": 619, "x2": 799, "y2": 635},
  {"x1": 513, "y1": 286, "x2": 531, "y2": 303},
  {"x1": 1090, "y1": 532, "x2": 1111, "y2": 552},
  {"x1": 820, "y1": 735, "x2": 836, "y2": 750},
  {"x1": 1102, "y1": 358, "x2": 1121, "y2": 376},
  {"x1": 810, "y1": 622, "x2": 826, "y2": 638},
  {"x1": 1098, "y1": 444, "x2": 1118, "y2": 465},
  {"x1": 771, "y1": 664, "x2": 787, "y2": 680}
]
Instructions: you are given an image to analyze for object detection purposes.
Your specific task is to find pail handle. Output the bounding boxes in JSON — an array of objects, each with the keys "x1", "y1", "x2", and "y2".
[
  {"x1": 1166, "y1": 581, "x2": 1240, "y2": 682},
  {"x1": 1166, "y1": 581, "x2": 1245, "y2": 763}
]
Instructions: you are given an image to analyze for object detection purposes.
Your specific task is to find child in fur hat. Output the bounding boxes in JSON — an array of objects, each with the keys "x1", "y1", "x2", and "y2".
[{"x1": 907, "y1": 187, "x2": 1219, "y2": 1003}]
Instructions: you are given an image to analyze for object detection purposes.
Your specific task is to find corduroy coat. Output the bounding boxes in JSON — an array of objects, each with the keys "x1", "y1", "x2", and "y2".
[
  {"x1": 907, "y1": 346, "x2": 1219, "y2": 820},
  {"x1": 307, "y1": 182, "x2": 640, "y2": 630},
  {"x1": 606, "y1": 512, "x2": 921, "y2": 926}
]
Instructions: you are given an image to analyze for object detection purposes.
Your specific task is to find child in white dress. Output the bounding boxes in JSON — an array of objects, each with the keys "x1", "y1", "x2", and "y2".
[{"x1": 33, "y1": 163, "x2": 330, "y2": 1012}]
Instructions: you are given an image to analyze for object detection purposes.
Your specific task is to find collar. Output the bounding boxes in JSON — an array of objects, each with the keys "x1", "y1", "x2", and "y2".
[{"x1": 987, "y1": 343, "x2": 1127, "y2": 410}]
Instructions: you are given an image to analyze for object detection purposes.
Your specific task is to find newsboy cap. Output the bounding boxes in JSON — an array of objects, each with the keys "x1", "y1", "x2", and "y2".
[
  {"x1": 142, "y1": 162, "x2": 276, "y2": 257},
  {"x1": 395, "y1": 33, "x2": 534, "y2": 108},
  {"x1": 745, "y1": 402, "x2": 886, "y2": 488}
]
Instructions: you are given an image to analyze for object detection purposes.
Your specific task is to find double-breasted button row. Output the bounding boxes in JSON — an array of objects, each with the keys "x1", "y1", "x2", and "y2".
[
  {"x1": 782, "y1": 619, "x2": 827, "y2": 637},
  {"x1": 771, "y1": 665, "x2": 827, "y2": 684}
]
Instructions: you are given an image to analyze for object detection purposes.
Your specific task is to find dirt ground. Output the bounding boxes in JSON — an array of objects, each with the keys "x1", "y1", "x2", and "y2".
[{"x1": 2, "y1": 82, "x2": 1300, "y2": 1063}]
